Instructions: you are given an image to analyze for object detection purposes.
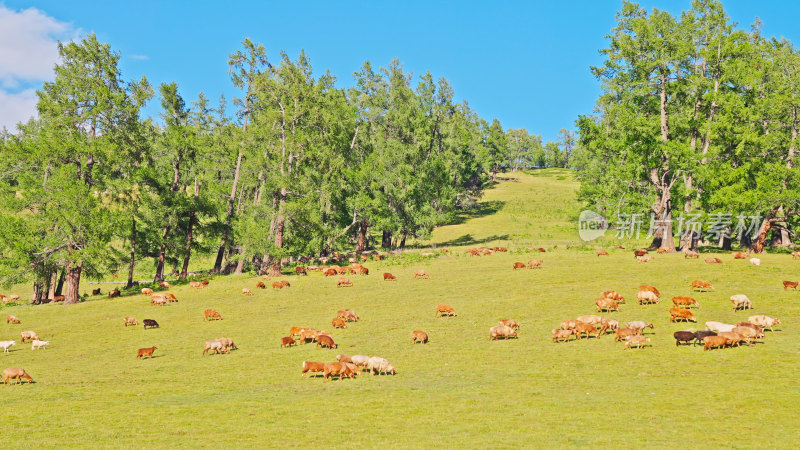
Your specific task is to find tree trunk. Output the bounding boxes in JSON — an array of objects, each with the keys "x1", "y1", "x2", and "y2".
[
  {"x1": 399, "y1": 230, "x2": 408, "y2": 249},
  {"x1": 31, "y1": 281, "x2": 43, "y2": 305},
  {"x1": 180, "y1": 178, "x2": 200, "y2": 280},
  {"x1": 753, "y1": 207, "x2": 779, "y2": 253},
  {"x1": 47, "y1": 268, "x2": 59, "y2": 299},
  {"x1": 356, "y1": 218, "x2": 369, "y2": 253},
  {"x1": 679, "y1": 229, "x2": 698, "y2": 252},
  {"x1": 269, "y1": 215, "x2": 285, "y2": 277},
  {"x1": 63, "y1": 260, "x2": 82, "y2": 305},
  {"x1": 214, "y1": 150, "x2": 243, "y2": 274},
  {"x1": 126, "y1": 217, "x2": 137, "y2": 289},
  {"x1": 54, "y1": 269, "x2": 65, "y2": 297},
  {"x1": 382, "y1": 230, "x2": 392, "y2": 249},
  {"x1": 154, "y1": 225, "x2": 170, "y2": 282}
]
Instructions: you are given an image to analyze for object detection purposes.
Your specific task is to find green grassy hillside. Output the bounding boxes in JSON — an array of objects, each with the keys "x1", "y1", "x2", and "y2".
[{"x1": 1, "y1": 170, "x2": 798, "y2": 448}]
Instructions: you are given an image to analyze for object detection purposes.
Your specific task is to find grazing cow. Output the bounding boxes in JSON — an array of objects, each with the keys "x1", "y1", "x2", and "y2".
[
  {"x1": 203, "y1": 341, "x2": 228, "y2": 355},
  {"x1": 783, "y1": 281, "x2": 798, "y2": 290},
  {"x1": 316, "y1": 335, "x2": 337, "y2": 349},
  {"x1": 163, "y1": 293, "x2": 178, "y2": 302},
  {"x1": 412, "y1": 330, "x2": 429, "y2": 344},
  {"x1": 624, "y1": 335, "x2": 650, "y2": 349},
  {"x1": 242, "y1": 288, "x2": 253, "y2": 296},
  {"x1": 367, "y1": 356, "x2": 397, "y2": 376},
  {"x1": 552, "y1": 329, "x2": 574, "y2": 342},
  {"x1": 691, "y1": 280, "x2": 714, "y2": 291},
  {"x1": 636, "y1": 256, "x2": 652, "y2": 263},
  {"x1": 672, "y1": 296, "x2": 699, "y2": 308},
  {"x1": 383, "y1": 272, "x2": 396, "y2": 281},
  {"x1": 527, "y1": 260, "x2": 543, "y2": 269},
  {"x1": 730, "y1": 294, "x2": 752, "y2": 311},
  {"x1": 693, "y1": 330, "x2": 716, "y2": 344},
  {"x1": 0, "y1": 341, "x2": 15, "y2": 352},
  {"x1": 301, "y1": 361, "x2": 325, "y2": 377},
  {"x1": 151, "y1": 296, "x2": 168, "y2": 306},
  {"x1": 601, "y1": 290, "x2": 625, "y2": 303},
  {"x1": 705, "y1": 321, "x2": 736, "y2": 333},
  {"x1": 3, "y1": 368, "x2": 33, "y2": 384},
  {"x1": 332, "y1": 318, "x2": 347, "y2": 329},
  {"x1": 324, "y1": 268, "x2": 337, "y2": 277},
  {"x1": 732, "y1": 251, "x2": 748, "y2": 259},
  {"x1": 596, "y1": 250, "x2": 609, "y2": 256},
  {"x1": 189, "y1": 281, "x2": 203, "y2": 288},
  {"x1": 123, "y1": 317, "x2": 138, "y2": 327},
  {"x1": 703, "y1": 336, "x2": 731, "y2": 351},
  {"x1": 494, "y1": 247, "x2": 508, "y2": 252},
  {"x1": 669, "y1": 307, "x2": 697, "y2": 323},
  {"x1": 336, "y1": 277, "x2": 353, "y2": 287},
  {"x1": 136, "y1": 346, "x2": 157, "y2": 359},
  {"x1": 499, "y1": 319, "x2": 520, "y2": 330},
  {"x1": 748, "y1": 315, "x2": 781, "y2": 332},
  {"x1": 656, "y1": 247, "x2": 669, "y2": 254},
  {"x1": 92, "y1": 288, "x2": 101, "y2": 295},
  {"x1": 749, "y1": 258, "x2": 761, "y2": 266},
  {"x1": 281, "y1": 336, "x2": 297, "y2": 348},
  {"x1": 705, "y1": 257, "x2": 722, "y2": 264},
  {"x1": 639, "y1": 285, "x2": 661, "y2": 297},
  {"x1": 52, "y1": 295, "x2": 64, "y2": 302},
  {"x1": 255, "y1": 282, "x2": 266, "y2": 289},
  {"x1": 625, "y1": 321, "x2": 654, "y2": 334},
  {"x1": 537, "y1": 248, "x2": 547, "y2": 253},
  {"x1": 280, "y1": 281, "x2": 292, "y2": 288},
  {"x1": 203, "y1": 309, "x2": 222, "y2": 321},
  {"x1": 684, "y1": 250, "x2": 700, "y2": 259},
  {"x1": 336, "y1": 309, "x2": 359, "y2": 322},
  {"x1": 143, "y1": 319, "x2": 159, "y2": 329},
  {"x1": 295, "y1": 266, "x2": 307, "y2": 276},
  {"x1": 435, "y1": 304, "x2": 456, "y2": 317},
  {"x1": 413, "y1": 270, "x2": 430, "y2": 279},
  {"x1": 615, "y1": 328, "x2": 638, "y2": 342},
  {"x1": 159, "y1": 281, "x2": 170, "y2": 288},
  {"x1": 513, "y1": 262, "x2": 526, "y2": 270},
  {"x1": 215, "y1": 337, "x2": 237, "y2": 350},
  {"x1": 141, "y1": 288, "x2": 154, "y2": 295},
  {"x1": 793, "y1": 251, "x2": 800, "y2": 259},
  {"x1": 637, "y1": 291, "x2": 659, "y2": 305},
  {"x1": 673, "y1": 331, "x2": 696, "y2": 346},
  {"x1": 6, "y1": 315, "x2": 20, "y2": 324},
  {"x1": 20, "y1": 331, "x2": 38, "y2": 342},
  {"x1": 272, "y1": 281, "x2": 283, "y2": 289},
  {"x1": 323, "y1": 362, "x2": 354, "y2": 381},
  {"x1": 466, "y1": 248, "x2": 480, "y2": 256},
  {"x1": 109, "y1": 289, "x2": 121, "y2": 298},
  {"x1": 30, "y1": 340, "x2": 49, "y2": 350},
  {"x1": 573, "y1": 322, "x2": 600, "y2": 339},
  {"x1": 357, "y1": 266, "x2": 369, "y2": 275},
  {"x1": 490, "y1": 325, "x2": 517, "y2": 340},
  {"x1": 595, "y1": 297, "x2": 620, "y2": 312},
  {"x1": 299, "y1": 329, "x2": 319, "y2": 344},
  {"x1": 599, "y1": 318, "x2": 619, "y2": 334},
  {"x1": 634, "y1": 249, "x2": 648, "y2": 257},
  {"x1": 733, "y1": 326, "x2": 763, "y2": 341}
]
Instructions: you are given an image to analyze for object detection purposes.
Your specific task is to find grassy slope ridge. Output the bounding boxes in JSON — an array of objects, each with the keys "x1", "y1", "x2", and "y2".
[{"x1": 1, "y1": 169, "x2": 799, "y2": 448}]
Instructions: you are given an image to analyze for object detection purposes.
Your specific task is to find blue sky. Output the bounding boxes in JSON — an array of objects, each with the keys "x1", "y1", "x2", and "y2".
[{"x1": 1, "y1": 1, "x2": 799, "y2": 142}]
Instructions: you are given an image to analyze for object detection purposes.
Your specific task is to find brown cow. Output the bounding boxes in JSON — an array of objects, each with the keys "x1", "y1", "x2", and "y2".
[
  {"x1": 92, "y1": 288, "x2": 101, "y2": 295},
  {"x1": 299, "y1": 329, "x2": 319, "y2": 344},
  {"x1": 634, "y1": 249, "x2": 648, "y2": 257},
  {"x1": 691, "y1": 280, "x2": 714, "y2": 291},
  {"x1": 141, "y1": 288, "x2": 154, "y2": 295},
  {"x1": 732, "y1": 251, "x2": 749, "y2": 259},
  {"x1": 494, "y1": 247, "x2": 508, "y2": 252},
  {"x1": 337, "y1": 277, "x2": 353, "y2": 287},
  {"x1": 512, "y1": 262, "x2": 526, "y2": 270},
  {"x1": 595, "y1": 297, "x2": 620, "y2": 312},
  {"x1": 6, "y1": 315, "x2": 20, "y2": 324},
  {"x1": 3, "y1": 368, "x2": 33, "y2": 384},
  {"x1": 783, "y1": 281, "x2": 798, "y2": 290},
  {"x1": 684, "y1": 250, "x2": 700, "y2": 259},
  {"x1": 324, "y1": 268, "x2": 337, "y2": 277},
  {"x1": 412, "y1": 330, "x2": 429, "y2": 344},
  {"x1": 159, "y1": 281, "x2": 170, "y2": 288},
  {"x1": 537, "y1": 248, "x2": 547, "y2": 253},
  {"x1": 108, "y1": 289, "x2": 121, "y2": 298},
  {"x1": 669, "y1": 307, "x2": 697, "y2": 323},
  {"x1": 499, "y1": 319, "x2": 520, "y2": 330},
  {"x1": 672, "y1": 296, "x2": 699, "y2": 308},
  {"x1": 256, "y1": 281, "x2": 266, "y2": 289},
  {"x1": 601, "y1": 290, "x2": 625, "y2": 304},
  {"x1": 383, "y1": 272, "x2": 396, "y2": 281},
  {"x1": 316, "y1": 335, "x2": 337, "y2": 349},
  {"x1": 552, "y1": 329, "x2": 574, "y2": 342},
  {"x1": 414, "y1": 270, "x2": 430, "y2": 279},
  {"x1": 203, "y1": 309, "x2": 222, "y2": 321},
  {"x1": 295, "y1": 266, "x2": 308, "y2": 276},
  {"x1": 703, "y1": 335, "x2": 731, "y2": 350},
  {"x1": 596, "y1": 250, "x2": 609, "y2": 256},
  {"x1": 358, "y1": 266, "x2": 369, "y2": 275},
  {"x1": 656, "y1": 247, "x2": 669, "y2": 254},
  {"x1": 573, "y1": 322, "x2": 600, "y2": 339},
  {"x1": 323, "y1": 362, "x2": 353, "y2": 381},
  {"x1": 793, "y1": 251, "x2": 800, "y2": 259},
  {"x1": 435, "y1": 304, "x2": 456, "y2": 317},
  {"x1": 705, "y1": 257, "x2": 722, "y2": 264},
  {"x1": 242, "y1": 288, "x2": 253, "y2": 296},
  {"x1": 123, "y1": 317, "x2": 138, "y2": 327},
  {"x1": 527, "y1": 259, "x2": 543, "y2": 269},
  {"x1": 301, "y1": 361, "x2": 325, "y2": 377},
  {"x1": 272, "y1": 281, "x2": 284, "y2": 289},
  {"x1": 189, "y1": 281, "x2": 203, "y2": 288},
  {"x1": 615, "y1": 328, "x2": 638, "y2": 342},
  {"x1": 136, "y1": 346, "x2": 157, "y2": 359},
  {"x1": 332, "y1": 318, "x2": 347, "y2": 329}
]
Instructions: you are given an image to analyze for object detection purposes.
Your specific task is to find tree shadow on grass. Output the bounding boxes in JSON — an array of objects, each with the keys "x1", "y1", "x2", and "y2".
[
  {"x1": 433, "y1": 233, "x2": 510, "y2": 248},
  {"x1": 445, "y1": 200, "x2": 506, "y2": 226}
]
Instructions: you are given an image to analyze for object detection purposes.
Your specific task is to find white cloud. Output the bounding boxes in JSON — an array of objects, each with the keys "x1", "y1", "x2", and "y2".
[
  {"x1": 129, "y1": 54, "x2": 149, "y2": 61},
  {"x1": 0, "y1": 5, "x2": 76, "y2": 130},
  {"x1": 0, "y1": 88, "x2": 38, "y2": 132}
]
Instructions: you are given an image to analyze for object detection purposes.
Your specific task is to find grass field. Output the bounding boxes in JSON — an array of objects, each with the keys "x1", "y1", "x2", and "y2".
[{"x1": 1, "y1": 170, "x2": 799, "y2": 448}]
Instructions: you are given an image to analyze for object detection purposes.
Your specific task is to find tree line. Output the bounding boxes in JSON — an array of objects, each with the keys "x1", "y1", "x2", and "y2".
[
  {"x1": 574, "y1": 0, "x2": 800, "y2": 253},
  {"x1": 0, "y1": 35, "x2": 567, "y2": 304}
]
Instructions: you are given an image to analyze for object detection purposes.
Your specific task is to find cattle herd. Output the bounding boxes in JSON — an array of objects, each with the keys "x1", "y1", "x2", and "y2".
[{"x1": 0, "y1": 246, "x2": 794, "y2": 384}]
